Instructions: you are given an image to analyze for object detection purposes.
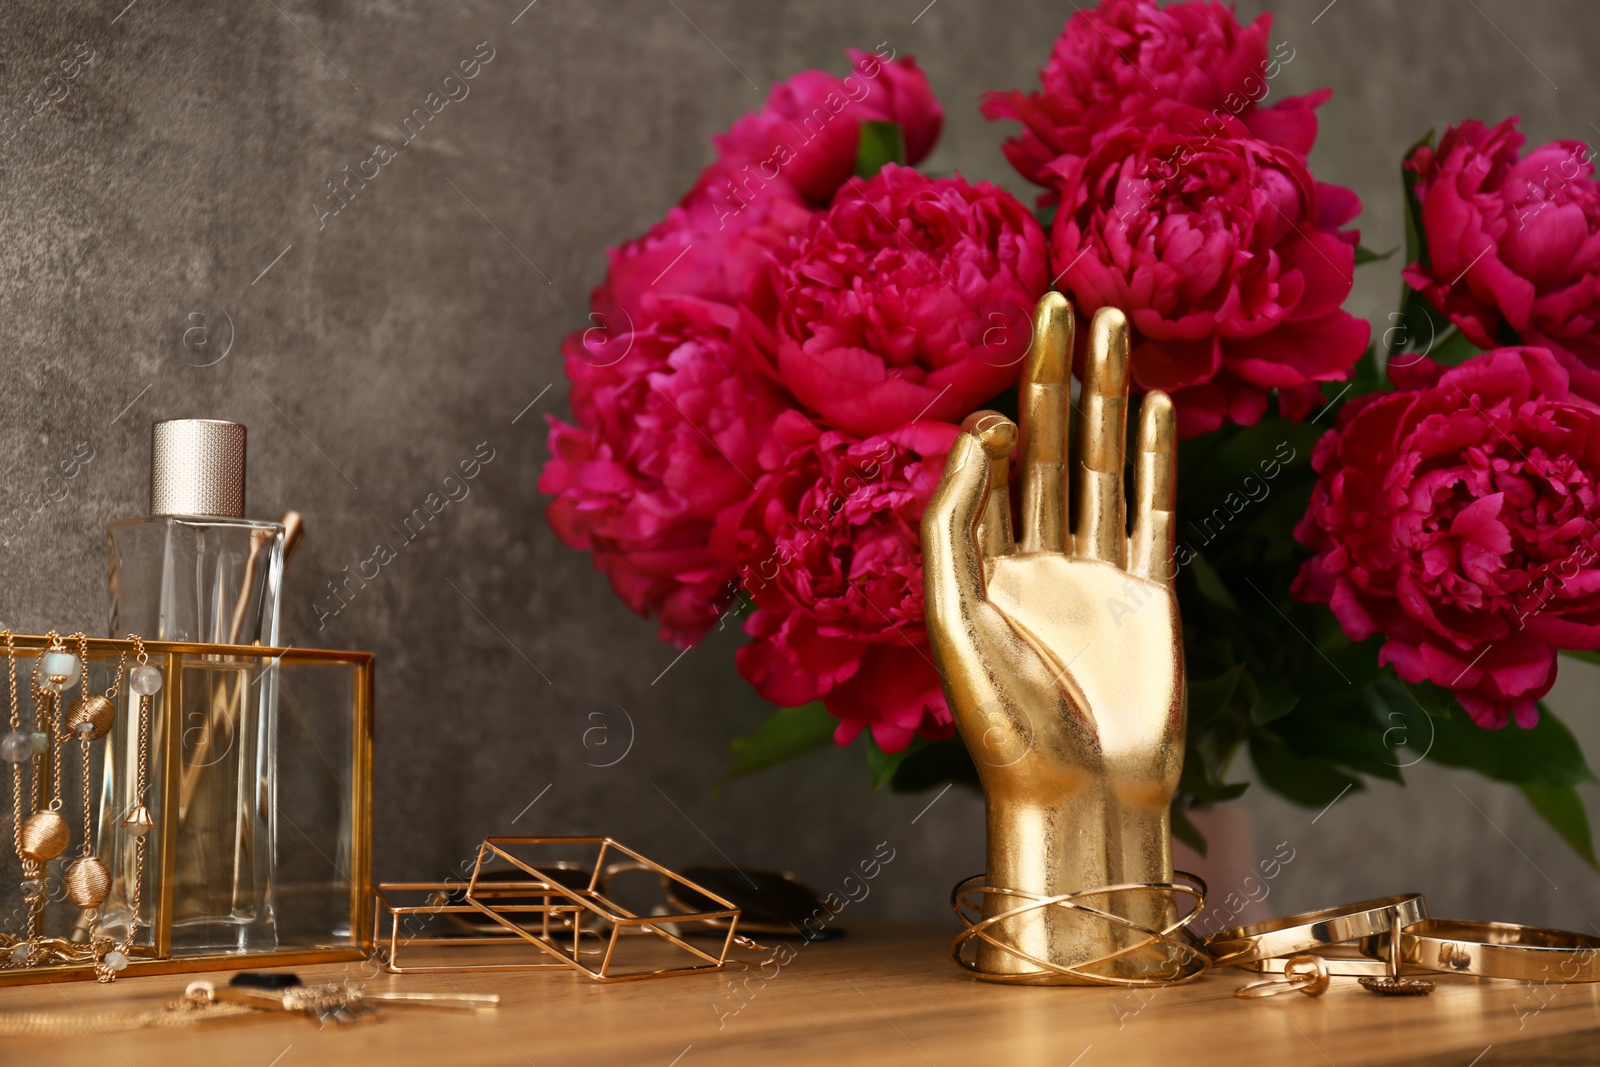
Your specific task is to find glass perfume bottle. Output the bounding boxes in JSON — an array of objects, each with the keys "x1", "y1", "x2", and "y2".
[{"x1": 105, "y1": 419, "x2": 284, "y2": 954}]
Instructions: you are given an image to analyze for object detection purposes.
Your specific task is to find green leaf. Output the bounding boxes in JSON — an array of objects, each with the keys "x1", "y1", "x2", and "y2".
[
  {"x1": 1186, "y1": 551, "x2": 1243, "y2": 614},
  {"x1": 1303, "y1": 634, "x2": 1389, "y2": 694},
  {"x1": 1036, "y1": 203, "x2": 1058, "y2": 232},
  {"x1": 1391, "y1": 129, "x2": 1439, "y2": 361},
  {"x1": 1520, "y1": 783, "x2": 1599, "y2": 869},
  {"x1": 1178, "y1": 415, "x2": 1320, "y2": 513},
  {"x1": 1425, "y1": 325, "x2": 1485, "y2": 367},
  {"x1": 1401, "y1": 129, "x2": 1436, "y2": 271},
  {"x1": 1407, "y1": 686, "x2": 1598, "y2": 789},
  {"x1": 890, "y1": 736, "x2": 980, "y2": 792},
  {"x1": 1179, "y1": 713, "x2": 1251, "y2": 807},
  {"x1": 1172, "y1": 802, "x2": 1207, "y2": 856},
  {"x1": 854, "y1": 120, "x2": 906, "y2": 180},
  {"x1": 1401, "y1": 678, "x2": 1456, "y2": 717},
  {"x1": 1272, "y1": 706, "x2": 1404, "y2": 784},
  {"x1": 1188, "y1": 664, "x2": 1245, "y2": 732},
  {"x1": 1248, "y1": 730, "x2": 1362, "y2": 808},
  {"x1": 1561, "y1": 649, "x2": 1600, "y2": 668},
  {"x1": 1336, "y1": 346, "x2": 1385, "y2": 400},
  {"x1": 1355, "y1": 244, "x2": 1397, "y2": 266},
  {"x1": 714, "y1": 703, "x2": 836, "y2": 793},
  {"x1": 1181, "y1": 770, "x2": 1250, "y2": 807},
  {"x1": 1249, "y1": 675, "x2": 1300, "y2": 725},
  {"x1": 1390, "y1": 289, "x2": 1453, "y2": 367},
  {"x1": 866, "y1": 736, "x2": 926, "y2": 791},
  {"x1": 1363, "y1": 677, "x2": 1436, "y2": 772}
]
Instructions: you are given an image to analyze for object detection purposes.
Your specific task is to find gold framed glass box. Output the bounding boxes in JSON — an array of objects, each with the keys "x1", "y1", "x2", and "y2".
[
  {"x1": 461, "y1": 836, "x2": 743, "y2": 981},
  {"x1": 0, "y1": 635, "x2": 372, "y2": 985}
]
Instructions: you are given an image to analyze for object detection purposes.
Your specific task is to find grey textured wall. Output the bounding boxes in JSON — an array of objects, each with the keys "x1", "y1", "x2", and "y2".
[{"x1": 0, "y1": 0, "x2": 1595, "y2": 931}]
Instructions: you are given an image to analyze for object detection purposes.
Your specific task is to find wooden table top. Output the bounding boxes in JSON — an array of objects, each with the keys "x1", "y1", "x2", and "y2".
[{"x1": 5, "y1": 923, "x2": 1599, "y2": 1066}]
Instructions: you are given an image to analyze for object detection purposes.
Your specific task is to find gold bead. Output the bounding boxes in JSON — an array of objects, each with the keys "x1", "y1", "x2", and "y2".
[
  {"x1": 67, "y1": 695, "x2": 116, "y2": 741},
  {"x1": 64, "y1": 857, "x2": 111, "y2": 908},
  {"x1": 122, "y1": 805, "x2": 155, "y2": 839},
  {"x1": 20, "y1": 810, "x2": 70, "y2": 861}
]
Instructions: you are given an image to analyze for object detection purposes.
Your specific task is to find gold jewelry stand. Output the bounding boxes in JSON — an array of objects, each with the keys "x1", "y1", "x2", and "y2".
[
  {"x1": 0, "y1": 635, "x2": 373, "y2": 986},
  {"x1": 924, "y1": 295, "x2": 1190, "y2": 984}
]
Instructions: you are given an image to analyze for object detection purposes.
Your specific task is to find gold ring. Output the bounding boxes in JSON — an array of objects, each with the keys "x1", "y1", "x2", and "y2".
[
  {"x1": 1204, "y1": 894, "x2": 1428, "y2": 966},
  {"x1": 1234, "y1": 954, "x2": 1331, "y2": 998},
  {"x1": 1365, "y1": 919, "x2": 1600, "y2": 982}
]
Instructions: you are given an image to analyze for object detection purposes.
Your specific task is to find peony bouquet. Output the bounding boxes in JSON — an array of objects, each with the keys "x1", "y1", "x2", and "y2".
[{"x1": 543, "y1": 1, "x2": 1600, "y2": 858}]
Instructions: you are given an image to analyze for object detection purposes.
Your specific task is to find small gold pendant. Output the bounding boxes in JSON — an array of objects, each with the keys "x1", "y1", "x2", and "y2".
[
  {"x1": 123, "y1": 805, "x2": 156, "y2": 838},
  {"x1": 64, "y1": 857, "x2": 111, "y2": 909},
  {"x1": 20, "y1": 810, "x2": 70, "y2": 861},
  {"x1": 66, "y1": 695, "x2": 116, "y2": 741}
]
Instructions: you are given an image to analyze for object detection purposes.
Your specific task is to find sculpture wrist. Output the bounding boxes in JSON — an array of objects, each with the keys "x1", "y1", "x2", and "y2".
[{"x1": 976, "y1": 787, "x2": 1176, "y2": 980}]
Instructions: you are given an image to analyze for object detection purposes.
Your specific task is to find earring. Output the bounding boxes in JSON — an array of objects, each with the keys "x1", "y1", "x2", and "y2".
[
  {"x1": 0, "y1": 632, "x2": 36, "y2": 966},
  {"x1": 8, "y1": 631, "x2": 83, "y2": 964},
  {"x1": 19, "y1": 632, "x2": 80, "y2": 865},
  {"x1": 0, "y1": 635, "x2": 25, "y2": 766},
  {"x1": 96, "y1": 634, "x2": 158, "y2": 981},
  {"x1": 63, "y1": 633, "x2": 121, "y2": 912}
]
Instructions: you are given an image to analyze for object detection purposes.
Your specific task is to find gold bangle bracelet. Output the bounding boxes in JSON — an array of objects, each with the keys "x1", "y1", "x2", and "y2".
[
  {"x1": 1241, "y1": 943, "x2": 1396, "y2": 977},
  {"x1": 1204, "y1": 894, "x2": 1428, "y2": 967},
  {"x1": 1364, "y1": 919, "x2": 1600, "y2": 982}
]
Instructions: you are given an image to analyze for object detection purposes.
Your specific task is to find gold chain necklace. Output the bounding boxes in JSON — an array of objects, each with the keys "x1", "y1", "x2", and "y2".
[
  {"x1": 0, "y1": 633, "x2": 156, "y2": 980},
  {"x1": 0, "y1": 984, "x2": 257, "y2": 1036},
  {"x1": 0, "y1": 980, "x2": 500, "y2": 1034}
]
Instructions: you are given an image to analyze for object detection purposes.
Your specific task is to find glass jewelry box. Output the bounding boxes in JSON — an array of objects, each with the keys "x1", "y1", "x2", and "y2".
[{"x1": 0, "y1": 634, "x2": 372, "y2": 985}]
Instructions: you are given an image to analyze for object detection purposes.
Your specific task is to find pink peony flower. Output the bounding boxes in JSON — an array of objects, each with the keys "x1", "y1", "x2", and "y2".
[
  {"x1": 772, "y1": 164, "x2": 1049, "y2": 436},
  {"x1": 1051, "y1": 104, "x2": 1370, "y2": 436},
  {"x1": 543, "y1": 51, "x2": 948, "y2": 652},
  {"x1": 728, "y1": 413, "x2": 958, "y2": 752},
  {"x1": 710, "y1": 48, "x2": 944, "y2": 209},
  {"x1": 1293, "y1": 347, "x2": 1600, "y2": 729},
  {"x1": 982, "y1": 0, "x2": 1328, "y2": 193},
  {"x1": 541, "y1": 296, "x2": 790, "y2": 646},
  {"x1": 1402, "y1": 118, "x2": 1600, "y2": 403},
  {"x1": 589, "y1": 175, "x2": 814, "y2": 345}
]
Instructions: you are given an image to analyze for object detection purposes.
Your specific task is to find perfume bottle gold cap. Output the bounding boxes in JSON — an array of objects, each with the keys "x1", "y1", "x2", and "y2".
[{"x1": 150, "y1": 419, "x2": 247, "y2": 519}]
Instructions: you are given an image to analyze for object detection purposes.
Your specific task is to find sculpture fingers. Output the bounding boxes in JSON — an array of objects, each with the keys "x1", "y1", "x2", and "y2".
[
  {"x1": 1017, "y1": 293, "x2": 1074, "y2": 555},
  {"x1": 1075, "y1": 307, "x2": 1131, "y2": 567},
  {"x1": 968, "y1": 411, "x2": 1018, "y2": 561},
  {"x1": 924, "y1": 422, "x2": 1004, "y2": 617},
  {"x1": 1129, "y1": 391, "x2": 1178, "y2": 587}
]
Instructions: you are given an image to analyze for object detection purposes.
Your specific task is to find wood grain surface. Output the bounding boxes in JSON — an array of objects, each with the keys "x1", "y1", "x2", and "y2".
[{"x1": 4, "y1": 923, "x2": 1598, "y2": 1066}]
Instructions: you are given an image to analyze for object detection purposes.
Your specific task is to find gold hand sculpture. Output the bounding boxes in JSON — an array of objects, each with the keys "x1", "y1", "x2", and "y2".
[{"x1": 923, "y1": 293, "x2": 1186, "y2": 983}]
